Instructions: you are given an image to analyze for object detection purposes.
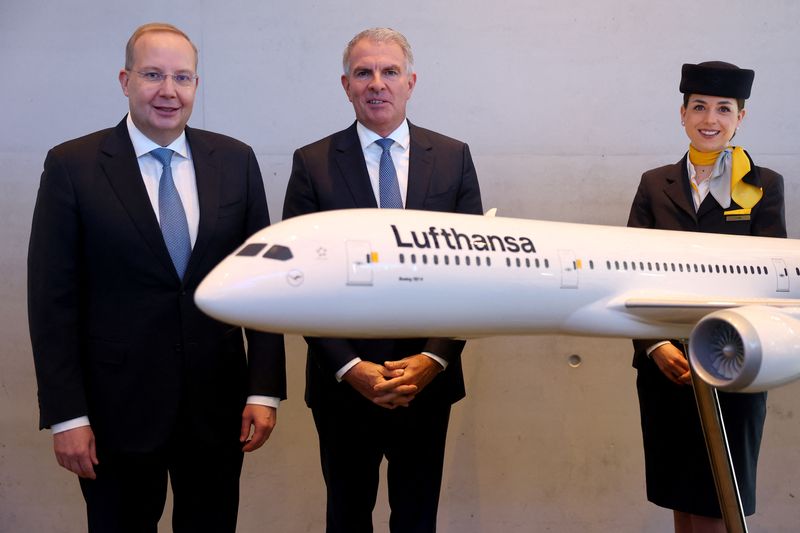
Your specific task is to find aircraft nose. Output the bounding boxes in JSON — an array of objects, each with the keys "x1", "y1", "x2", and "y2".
[{"x1": 194, "y1": 268, "x2": 237, "y2": 322}]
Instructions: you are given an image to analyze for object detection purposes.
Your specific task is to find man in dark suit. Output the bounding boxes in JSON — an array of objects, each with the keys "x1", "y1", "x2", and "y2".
[
  {"x1": 283, "y1": 27, "x2": 482, "y2": 533},
  {"x1": 27, "y1": 23, "x2": 286, "y2": 533}
]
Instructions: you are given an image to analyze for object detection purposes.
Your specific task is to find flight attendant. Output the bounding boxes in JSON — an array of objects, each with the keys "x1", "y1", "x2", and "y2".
[{"x1": 627, "y1": 61, "x2": 786, "y2": 532}]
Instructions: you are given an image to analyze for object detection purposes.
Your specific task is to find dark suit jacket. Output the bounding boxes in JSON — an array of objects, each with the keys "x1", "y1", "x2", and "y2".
[
  {"x1": 282, "y1": 121, "x2": 483, "y2": 408},
  {"x1": 28, "y1": 119, "x2": 286, "y2": 453},
  {"x1": 627, "y1": 151, "x2": 786, "y2": 365}
]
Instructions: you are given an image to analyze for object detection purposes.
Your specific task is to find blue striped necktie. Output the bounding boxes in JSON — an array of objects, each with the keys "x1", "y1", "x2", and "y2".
[
  {"x1": 375, "y1": 138, "x2": 403, "y2": 208},
  {"x1": 151, "y1": 148, "x2": 191, "y2": 279}
]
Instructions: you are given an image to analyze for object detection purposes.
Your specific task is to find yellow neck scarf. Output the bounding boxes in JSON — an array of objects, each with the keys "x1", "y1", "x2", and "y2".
[
  {"x1": 688, "y1": 145, "x2": 762, "y2": 209},
  {"x1": 688, "y1": 145, "x2": 720, "y2": 166}
]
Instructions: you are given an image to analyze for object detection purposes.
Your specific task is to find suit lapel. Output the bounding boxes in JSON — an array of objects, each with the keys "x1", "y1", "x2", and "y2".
[
  {"x1": 99, "y1": 119, "x2": 177, "y2": 279},
  {"x1": 333, "y1": 123, "x2": 378, "y2": 208},
  {"x1": 405, "y1": 122, "x2": 434, "y2": 210},
  {"x1": 663, "y1": 154, "x2": 697, "y2": 222},
  {"x1": 184, "y1": 127, "x2": 220, "y2": 284}
]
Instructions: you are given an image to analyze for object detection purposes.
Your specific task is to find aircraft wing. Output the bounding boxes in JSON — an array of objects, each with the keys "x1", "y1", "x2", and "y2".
[
  {"x1": 608, "y1": 293, "x2": 800, "y2": 392},
  {"x1": 616, "y1": 293, "x2": 800, "y2": 324}
]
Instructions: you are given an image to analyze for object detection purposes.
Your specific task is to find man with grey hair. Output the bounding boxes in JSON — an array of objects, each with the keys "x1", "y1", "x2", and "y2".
[
  {"x1": 283, "y1": 27, "x2": 482, "y2": 532},
  {"x1": 28, "y1": 22, "x2": 286, "y2": 532}
]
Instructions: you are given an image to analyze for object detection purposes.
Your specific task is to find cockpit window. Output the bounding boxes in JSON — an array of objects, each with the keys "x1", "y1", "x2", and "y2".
[
  {"x1": 263, "y1": 245, "x2": 293, "y2": 261},
  {"x1": 236, "y1": 243, "x2": 267, "y2": 256}
]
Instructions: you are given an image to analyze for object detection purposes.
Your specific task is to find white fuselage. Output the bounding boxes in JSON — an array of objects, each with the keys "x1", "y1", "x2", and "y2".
[
  {"x1": 196, "y1": 208, "x2": 800, "y2": 339},
  {"x1": 196, "y1": 208, "x2": 800, "y2": 391}
]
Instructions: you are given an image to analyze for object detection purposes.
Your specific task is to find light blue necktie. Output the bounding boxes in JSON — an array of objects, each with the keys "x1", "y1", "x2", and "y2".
[
  {"x1": 375, "y1": 138, "x2": 403, "y2": 209},
  {"x1": 151, "y1": 148, "x2": 191, "y2": 279}
]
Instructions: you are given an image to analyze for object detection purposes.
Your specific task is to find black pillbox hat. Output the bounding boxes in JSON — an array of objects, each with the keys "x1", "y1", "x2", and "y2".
[{"x1": 680, "y1": 61, "x2": 755, "y2": 99}]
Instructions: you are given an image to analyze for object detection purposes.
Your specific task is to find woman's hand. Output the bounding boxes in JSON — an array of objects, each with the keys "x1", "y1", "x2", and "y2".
[{"x1": 651, "y1": 343, "x2": 693, "y2": 385}]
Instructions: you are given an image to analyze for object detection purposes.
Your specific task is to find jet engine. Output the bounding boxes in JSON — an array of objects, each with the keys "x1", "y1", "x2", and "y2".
[{"x1": 689, "y1": 305, "x2": 800, "y2": 392}]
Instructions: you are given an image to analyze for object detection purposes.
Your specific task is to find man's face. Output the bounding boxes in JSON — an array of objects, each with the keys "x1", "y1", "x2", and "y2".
[
  {"x1": 341, "y1": 39, "x2": 416, "y2": 137},
  {"x1": 119, "y1": 31, "x2": 198, "y2": 146}
]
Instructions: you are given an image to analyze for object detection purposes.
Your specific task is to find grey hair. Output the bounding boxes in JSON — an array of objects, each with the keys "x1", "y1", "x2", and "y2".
[{"x1": 342, "y1": 27, "x2": 414, "y2": 75}]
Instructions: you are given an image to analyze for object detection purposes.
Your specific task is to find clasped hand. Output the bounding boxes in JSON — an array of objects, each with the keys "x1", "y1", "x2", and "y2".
[
  {"x1": 651, "y1": 343, "x2": 693, "y2": 386},
  {"x1": 343, "y1": 354, "x2": 443, "y2": 409}
]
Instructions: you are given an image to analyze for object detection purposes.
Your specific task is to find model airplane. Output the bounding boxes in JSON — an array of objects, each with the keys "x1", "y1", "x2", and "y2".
[{"x1": 195, "y1": 208, "x2": 800, "y2": 392}]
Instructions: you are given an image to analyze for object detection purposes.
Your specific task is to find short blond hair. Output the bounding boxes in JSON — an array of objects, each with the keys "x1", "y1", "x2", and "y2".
[{"x1": 125, "y1": 22, "x2": 198, "y2": 70}]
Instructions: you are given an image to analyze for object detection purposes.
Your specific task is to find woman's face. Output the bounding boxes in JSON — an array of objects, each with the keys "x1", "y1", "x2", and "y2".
[{"x1": 680, "y1": 94, "x2": 746, "y2": 152}]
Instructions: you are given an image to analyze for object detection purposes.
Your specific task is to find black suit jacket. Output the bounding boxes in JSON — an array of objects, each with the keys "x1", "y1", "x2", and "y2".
[
  {"x1": 627, "y1": 151, "x2": 786, "y2": 365},
  {"x1": 28, "y1": 119, "x2": 286, "y2": 452},
  {"x1": 283, "y1": 121, "x2": 483, "y2": 408}
]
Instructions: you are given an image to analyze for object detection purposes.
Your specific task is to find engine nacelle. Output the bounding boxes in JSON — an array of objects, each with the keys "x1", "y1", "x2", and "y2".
[{"x1": 689, "y1": 305, "x2": 800, "y2": 392}]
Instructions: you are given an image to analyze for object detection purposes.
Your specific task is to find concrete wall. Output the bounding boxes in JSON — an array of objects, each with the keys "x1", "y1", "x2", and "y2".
[{"x1": 2, "y1": 1, "x2": 799, "y2": 531}]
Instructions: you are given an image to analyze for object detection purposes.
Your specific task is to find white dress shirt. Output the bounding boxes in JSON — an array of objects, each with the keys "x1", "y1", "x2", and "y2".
[
  {"x1": 334, "y1": 120, "x2": 447, "y2": 381},
  {"x1": 51, "y1": 117, "x2": 277, "y2": 434}
]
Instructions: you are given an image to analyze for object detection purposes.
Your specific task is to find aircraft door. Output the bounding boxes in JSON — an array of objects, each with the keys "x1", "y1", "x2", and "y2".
[
  {"x1": 772, "y1": 258, "x2": 789, "y2": 292},
  {"x1": 346, "y1": 241, "x2": 374, "y2": 286},
  {"x1": 558, "y1": 249, "x2": 578, "y2": 289}
]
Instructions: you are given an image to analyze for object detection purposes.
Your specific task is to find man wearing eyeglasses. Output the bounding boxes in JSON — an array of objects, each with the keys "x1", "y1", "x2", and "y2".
[{"x1": 27, "y1": 22, "x2": 286, "y2": 533}]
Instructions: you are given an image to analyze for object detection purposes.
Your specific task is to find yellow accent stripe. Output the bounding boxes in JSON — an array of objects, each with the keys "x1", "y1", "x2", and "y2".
[{"x1": 724, "y1": 208, "x2": 751, "y2": 216}]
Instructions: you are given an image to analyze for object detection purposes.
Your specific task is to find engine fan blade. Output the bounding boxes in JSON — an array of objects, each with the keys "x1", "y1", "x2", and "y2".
[{"x1": 706, "y1": 322, "x2": 745, "y2": 380}]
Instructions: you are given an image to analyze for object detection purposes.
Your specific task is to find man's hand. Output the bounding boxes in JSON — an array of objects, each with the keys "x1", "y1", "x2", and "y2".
[
  {"x1": 651, "y1": 343, "x2": 692, "y2": 385},
  {"x1": 240, "y1": 404, "x2": 277, "y2": 452},
  {"x1": 342, "y1": 361, "x2": 414, "y2": 409},
  {"x1": 53, "y1": 425, "x2": 98, "y2": 479},
  {"x1": 376, "y1": 354, "x2": 443, "y2": 400}
]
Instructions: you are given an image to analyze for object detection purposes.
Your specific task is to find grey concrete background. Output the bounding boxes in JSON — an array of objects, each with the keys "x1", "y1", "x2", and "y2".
[{"x1": 2, "y1": 0, "x2": 799, "y2": 531}]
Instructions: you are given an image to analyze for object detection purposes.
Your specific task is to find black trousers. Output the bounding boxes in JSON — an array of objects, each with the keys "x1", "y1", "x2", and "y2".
[
  {"x1": 78, "y1": 437, "x2": 244, "y2": 533},
  {"x1": 312, "y1": 400, "x2": 452, "y2": 533}
]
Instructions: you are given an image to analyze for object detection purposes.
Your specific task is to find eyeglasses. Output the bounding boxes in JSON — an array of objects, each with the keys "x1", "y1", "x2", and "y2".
[{"x1": 129, "y1": 70, "x2": 198, "y2": 87}]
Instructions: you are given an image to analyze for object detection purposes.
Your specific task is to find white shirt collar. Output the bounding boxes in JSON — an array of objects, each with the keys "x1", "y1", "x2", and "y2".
[
  {"x1": 126, "y1": 113, "x2": 190, "y2": 160},
  {"x1": 356, "y1": 119, "x2": 410, "y2": 151}
]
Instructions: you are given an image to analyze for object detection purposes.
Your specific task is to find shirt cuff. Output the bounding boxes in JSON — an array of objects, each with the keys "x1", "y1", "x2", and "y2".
[
  {"x1": 336, "y1": 357, "x2": 362, "y2": 382},
  {"x1": 422, "y1": 351, "x2": 447, "y2": 370},
  {"x1": 246, "y1": 396, "x2": 281, "y2": 409},
  {"x1": 645, "y1": 341, "x2": 671, "y2": 358},
  {"x1": 51, "y1": 416, "x2": 91, "y2": 434}
]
